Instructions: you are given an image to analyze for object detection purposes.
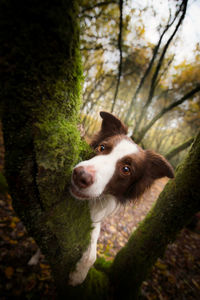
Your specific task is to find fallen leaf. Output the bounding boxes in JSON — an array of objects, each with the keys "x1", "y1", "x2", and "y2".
[
  {"x1": 10, "y1": 222, "x2": 16, "y2": 229},
  {"x1": 5, "y1": 266, "x2": 14, "y2": 279},
  {"x1": 9, "y1": 239, "x2": 17, "y2": 244},
  {"x1": 155, "y1": 260, "x2": 167, "y2": 270}
]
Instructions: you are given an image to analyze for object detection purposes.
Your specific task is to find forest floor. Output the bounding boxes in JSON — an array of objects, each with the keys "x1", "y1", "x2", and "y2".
[{"x1": 0, "y1": 129, "x2": 200, "y2": 299}]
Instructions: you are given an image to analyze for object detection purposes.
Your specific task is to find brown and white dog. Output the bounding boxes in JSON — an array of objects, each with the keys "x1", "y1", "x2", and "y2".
[{"x1": 69, "y1": 111, "x2": 174, "y2": 285}]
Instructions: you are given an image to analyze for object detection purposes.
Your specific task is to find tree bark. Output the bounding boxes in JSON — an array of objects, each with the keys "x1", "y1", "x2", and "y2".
[{"x1": 165, "y1": 136, "x2": 194, "y2": 160}]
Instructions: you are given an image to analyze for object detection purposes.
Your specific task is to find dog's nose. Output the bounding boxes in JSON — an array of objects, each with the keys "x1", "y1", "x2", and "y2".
[{"x1": 73, "y1": 166, "x2": 94, "y2": 189}]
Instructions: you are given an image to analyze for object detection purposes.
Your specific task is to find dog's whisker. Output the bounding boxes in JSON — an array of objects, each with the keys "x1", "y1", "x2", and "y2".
[{"x1": 98, "y1": 196, "x2": 104, "y2": 210}]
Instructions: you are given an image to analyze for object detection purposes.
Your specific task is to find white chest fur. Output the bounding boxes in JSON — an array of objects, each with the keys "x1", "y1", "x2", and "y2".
[{"x1": 89, "y1": 194, "x2": 119, "y2": 222}]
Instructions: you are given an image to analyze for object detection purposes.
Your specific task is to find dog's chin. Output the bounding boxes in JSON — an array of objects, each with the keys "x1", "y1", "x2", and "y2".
[{"x1": 70, "y1": 184, "x2": 99, "y2": 201}]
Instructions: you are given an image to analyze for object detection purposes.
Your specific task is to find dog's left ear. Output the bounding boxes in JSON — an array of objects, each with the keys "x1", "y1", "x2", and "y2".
[
  {"x1": 90, "y1": 111, "x2": 127, "y2": 148},
  {"x1": 145, "y1": 150, "x2": 174, "y2": 179},
  {"x1": 127, "y1": 150, "x2": 174, "y2": 201},
  {"x1": 100, "y1": 111, "x2": 128, "y2": 136}
]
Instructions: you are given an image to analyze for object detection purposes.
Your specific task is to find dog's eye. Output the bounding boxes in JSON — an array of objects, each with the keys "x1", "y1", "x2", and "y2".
[
  {"x1": 121, "y1": 165, "x2": 131, "y2": 175},
  {"x1": 97, "y1": 144, "x2": 105, "y2": 152}
]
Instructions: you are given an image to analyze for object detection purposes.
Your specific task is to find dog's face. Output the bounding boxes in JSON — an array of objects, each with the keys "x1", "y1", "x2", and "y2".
[{"x1": 70, "y1": 112, "x2": 174, "y2": 203}]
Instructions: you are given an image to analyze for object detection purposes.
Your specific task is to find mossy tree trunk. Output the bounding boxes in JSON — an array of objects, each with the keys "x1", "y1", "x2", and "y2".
[
  {"x1": 1, "y1": 1, "x2": 200, "y2": 299},
  {"x1": 0, "y1": 0, "x2": 94, "y2": 297}
]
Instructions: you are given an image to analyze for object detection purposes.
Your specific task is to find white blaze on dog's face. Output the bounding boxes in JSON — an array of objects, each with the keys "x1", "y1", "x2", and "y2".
[
  {"x1": 70, "y1": 112, "x2": 174, "y2": 203},
  {"x1": 71, "y1": 137, "x2": 139, "y2": 200}
]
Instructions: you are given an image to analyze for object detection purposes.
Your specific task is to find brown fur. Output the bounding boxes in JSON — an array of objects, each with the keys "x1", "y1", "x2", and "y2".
[
  {"x1": 90, "y1": 111, "x2": 174, "y2": 204},
  {"x1": 90, "y1": 111, "x2": 128, "y2": 149}
]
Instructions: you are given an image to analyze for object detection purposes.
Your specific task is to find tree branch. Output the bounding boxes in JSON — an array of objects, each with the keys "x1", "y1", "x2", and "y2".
[
  {"x1": 111, "y1": 0, "x2": 123, "y2": 113},
  {"x1": 133, "y1": 0, "x2": 188, "y2": 132},
  {"x1": 165, "y1": 137, "x2": 194, "y2": 160},
  {"x1": 81, "y1": 1, "x2": 118, "y2": 13},
  {"x1": 133, "y1": 84, "x2": 200, "y2": 143},
  {"x1": 124, "y1": 7, "x2": 179, "y2": 124},
  {"x1": 82, "y1": 75, "x2": 105, "y2": 110}
]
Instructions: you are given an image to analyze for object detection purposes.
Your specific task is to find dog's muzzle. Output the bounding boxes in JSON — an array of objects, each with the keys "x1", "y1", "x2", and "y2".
[{"x1": 73, "y1": 166, "x2": 95, "y2": 189}]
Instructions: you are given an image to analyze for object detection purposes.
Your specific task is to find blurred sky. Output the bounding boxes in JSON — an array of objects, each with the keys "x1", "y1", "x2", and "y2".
[
  {"x1": 127, "y1": 0, "x2": 200, "y2": 64},
  {"x1": 178, "y1": 0, "x2": 200, "y2": 61}
]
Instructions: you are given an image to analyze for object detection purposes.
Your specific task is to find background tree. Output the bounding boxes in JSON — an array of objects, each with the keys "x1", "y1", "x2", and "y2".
[{"x1": 80, "y1": 0, "x2": 200, "y2": 167}]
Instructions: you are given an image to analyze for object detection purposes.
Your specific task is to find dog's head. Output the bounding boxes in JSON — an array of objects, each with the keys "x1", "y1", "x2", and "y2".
[{"x1": 70, "y1": 112, "x2": 174, "y2": 203}]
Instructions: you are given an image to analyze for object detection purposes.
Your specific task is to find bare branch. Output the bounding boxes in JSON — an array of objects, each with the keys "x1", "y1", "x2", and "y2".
[
  {"x1": 111, "y1": 0, "x2": 123, "y2": 113},
  {"x1": 81, "y1": 1, "x2": 118, "y2": 13},
  {"x1": 133, "y1": 84, "x2": 200, "y2": 143},
  {"x1": 165, "y1": 137, "x2": 194, "y2": 160},
  {"x1": 124, "y1": 2, "x2": 182, "y2": 124},
  {"x1": 133, "y1": 0, "x2": 188, "y2": 132}
]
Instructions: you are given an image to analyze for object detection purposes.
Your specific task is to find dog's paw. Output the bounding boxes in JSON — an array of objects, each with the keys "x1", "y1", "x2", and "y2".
[
  {"x1": 68, "y1": 248, "x2": 96, "y2": 286},
  {"x1": 28, "y1": 249, "x2": 41, "y2": 266},
  {"x1": 68, "y1": 269, "x2": 87, "y2": 286}
]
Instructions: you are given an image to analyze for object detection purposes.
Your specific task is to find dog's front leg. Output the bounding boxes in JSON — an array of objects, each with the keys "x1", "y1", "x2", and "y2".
[{"x1": 68, "y1": 222, "x2": 101, "y2": 286}]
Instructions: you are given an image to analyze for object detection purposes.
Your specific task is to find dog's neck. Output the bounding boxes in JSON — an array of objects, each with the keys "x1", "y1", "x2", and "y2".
[{"x1": 89, "y1": 194, "x2": 119, "y2": 223}]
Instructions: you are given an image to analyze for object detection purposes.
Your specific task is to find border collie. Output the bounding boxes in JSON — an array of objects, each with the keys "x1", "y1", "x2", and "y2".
[{"x1": 69, "y1": 111, "x2": 174, "y2": 286}]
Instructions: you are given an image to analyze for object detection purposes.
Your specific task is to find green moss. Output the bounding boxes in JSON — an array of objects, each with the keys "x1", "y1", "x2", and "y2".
[
  {"x1": 64, "y1": 267, "x2": 110, "y2": 300},
  {"x1": 82, "y1": 268, "x2": 110, "y2": 300},
  {"x1": 41, "y1": 194, "x2": 92, "y2": 284},
  {"x1": 35, "y1": 118, "x2": 81, "y2": 173},
  {"x1": 33, "y1": 113, "x2": 92, "y2": 209},
  {"x1": 94, "y1": 257, "x2": 113, "y2": 275}
]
